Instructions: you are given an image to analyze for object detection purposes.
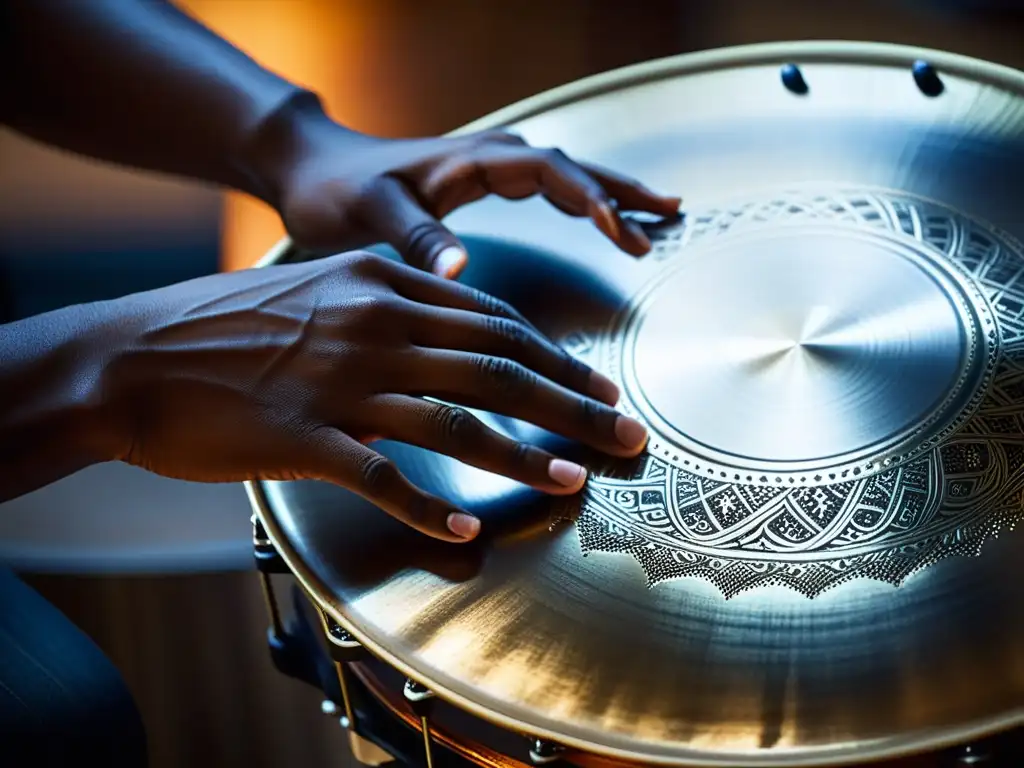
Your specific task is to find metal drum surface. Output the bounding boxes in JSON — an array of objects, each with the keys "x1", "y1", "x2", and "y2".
[{"x1": 248, "y1": 42, "x2": 1024, "y2": 766}]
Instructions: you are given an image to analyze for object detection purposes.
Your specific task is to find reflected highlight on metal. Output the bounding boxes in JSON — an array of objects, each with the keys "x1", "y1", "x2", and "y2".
[{"x1": 248, "y1": 42, "x2": 1024, "y2": 767}]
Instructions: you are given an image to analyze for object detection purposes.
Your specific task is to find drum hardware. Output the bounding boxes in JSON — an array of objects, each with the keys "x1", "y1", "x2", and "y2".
[
  {"x1": 404, "y1": 679, "x2": 439, "y2": 768},
  {"x1": 252, "y1": 515, "x2": 299, "y2": 681},
  {"x1": 779, "y1": 62, "x2": 809, "y2": 94},
  {"x1": 526, "y1": 739, "x2": 565, "y2": 766},
  {"x1": 353, "y1": 659, "x2": 533, "y2": 768},
  {"x1": 320, "y1": 612, "x2": 367, "y2": 730},
  {"x1": 252, "y1": 516, "x2": 330, "y2": 700},
  {"x1": 251, "y1": 517, "x2": 569, "y2": 768},
  {"x1": 250, "y1": 572, "x2": 1024, "y2": 768},
  {"x1": 253, "y1": 514, "x2": 398, "y2": 764},
  {"x1": 943, "y1": 742, "x2": 994, "y2": 766},
  {"x1": 911, "y1": 59, "x2": 944, "y2": 96}
]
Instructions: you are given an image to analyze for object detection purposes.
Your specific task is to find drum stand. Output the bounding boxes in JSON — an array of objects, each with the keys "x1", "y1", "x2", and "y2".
[{"x1": 252, "y1": 515, "x2": 1018, "y2": 768}]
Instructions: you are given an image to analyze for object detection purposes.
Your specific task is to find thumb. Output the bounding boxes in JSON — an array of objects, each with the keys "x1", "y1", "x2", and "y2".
[{"x1": 361, "y1": 176, "x2": 468, "y2": 278}]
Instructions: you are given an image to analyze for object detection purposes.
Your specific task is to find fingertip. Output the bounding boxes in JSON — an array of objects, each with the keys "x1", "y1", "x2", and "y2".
[
  {"x1": 642, "y1": 193, "x2": 683, "y2": 217},
  {"x1": 624, "y1": 221, "x2": 653, "y2": 255},
  {"x1": 614, "y1": 415, "x2": 649, "y2": 455},
  {"x1": 547, "y1": 458, "x2": 588, "y2": 492},
  {"x1": 446, "y1": 511, "x2": 481, "y2": 540},
  {"x1": 431, "y1": 246, "x2": 469, "y2": 279}
]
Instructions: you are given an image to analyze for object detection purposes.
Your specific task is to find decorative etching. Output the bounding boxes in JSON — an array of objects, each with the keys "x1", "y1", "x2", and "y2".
[{"x1": 561, "y1": 188, "x2": 1024, "y2": 598}]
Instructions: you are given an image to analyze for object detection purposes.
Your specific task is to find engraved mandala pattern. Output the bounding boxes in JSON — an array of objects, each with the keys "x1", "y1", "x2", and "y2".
[{"x1": 559, "y1": 188, "x2": 1024, "y2": 598}]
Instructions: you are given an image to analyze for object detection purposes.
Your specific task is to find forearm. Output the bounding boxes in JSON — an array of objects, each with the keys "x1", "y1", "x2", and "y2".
[
  {"x1": 1, "y1": 0, "x2": 329, "y2": 203},
  {"x1": 0, "y1": 303, "x2": 130, "y2": 502}
]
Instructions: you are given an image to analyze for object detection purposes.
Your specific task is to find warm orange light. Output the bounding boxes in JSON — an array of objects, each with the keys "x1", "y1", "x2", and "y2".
[{"x1": 179, "y1": 0, "x2": 385, "y2": 271}]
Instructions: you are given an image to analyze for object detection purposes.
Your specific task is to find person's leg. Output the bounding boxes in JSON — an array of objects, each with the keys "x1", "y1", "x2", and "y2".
[{"x1": 0, "y1": 567, "x2": 147, "y2": 766}]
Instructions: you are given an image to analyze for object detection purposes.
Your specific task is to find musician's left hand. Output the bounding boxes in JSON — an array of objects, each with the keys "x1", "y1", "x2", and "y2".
[{"x1": 249, "y1": 96, "x2": 682, "y2": 278}]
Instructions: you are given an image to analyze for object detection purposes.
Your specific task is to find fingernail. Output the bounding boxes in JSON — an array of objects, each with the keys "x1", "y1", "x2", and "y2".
[
  {"x1": 446, "y1": 512, "x2": 480, "y2": 539},
  {"x1": 432, "y1": 246, "x2": 468, "y2": 278},
  {"x1": 588, "y1": 371, "x2": 620, "y2": 405},
  {"x1": 548, "y1": 458, "x2": 587, "y2": 489},
  {"x1": 614, "y1": 415, "x2": 648, "y2": 451}
]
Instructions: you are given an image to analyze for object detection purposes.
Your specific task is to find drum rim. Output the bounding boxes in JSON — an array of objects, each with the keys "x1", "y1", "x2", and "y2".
[{"x1": 246, "y1": 40, "x2": 1024, "y2": 767}]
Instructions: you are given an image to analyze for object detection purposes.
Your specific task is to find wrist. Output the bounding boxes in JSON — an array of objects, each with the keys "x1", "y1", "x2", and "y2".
[
  {"x1": 40, "y1": 302, "x2": 136, "y2": 465},
  {"x1": 0, "y1": 301, "x2": 135, "y2": 500},
  {"x1": 231, "y1": 89, "x2": 365, "y2": 210}
]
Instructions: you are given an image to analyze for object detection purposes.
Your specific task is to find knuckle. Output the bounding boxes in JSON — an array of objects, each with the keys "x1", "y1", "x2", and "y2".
[
  {"x1": 563, "y1": 351, "x2": 593, "y2": 384},
  {"x1": 486, "y1": 316, "x2": 531, "y2": 347},
  {"x1": 355, "y1": 175, "x2": 392, "y2": 206},
  {"x1": 470, "y1": 130, "x2": 499, "y2": 147},
  {"x1": 578, "y1": 396, "x2": 609, "y2": 429},
  {"x1": 479, "y1": 129, "x2": 527, "y2": 146},
  {"x1": 358, "y1": 454, "x2": 397, "y2": 491},
  {"x1": 540, "y1": 147, "x2": 568, "y2": 164},
  {"x1": 510, "y1": 440, "x2": 534, "y2": 468},
  {"x1": 345, "y1": 250, "x2": 387, "y2": 275},
  {"x1": 401, "y1": 221, "x2": 445, "y2": 264},
  {"x1": 477, "y1": 355, "x2": 535, "y2": 396},
  {"x1": 432, "y1": 405, "x2": 477, "y2": 442},
  {"x1": 472, "y1": 288, "x2": 516, "y2": 319},
  {"x1": 503, "y1": 131, "x2": 528, "y2": 146},
  {"x1": 346, "y1": 293, "x2": 401, "y2": 328},
  {"x1": 403, "y1": 493, "x2": 431, "y2": 527}
]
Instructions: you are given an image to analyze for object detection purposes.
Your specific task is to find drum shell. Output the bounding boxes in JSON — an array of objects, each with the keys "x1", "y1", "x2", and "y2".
[{"x1": 342, "y1": 653, "x2": 1022, "y2": 768}]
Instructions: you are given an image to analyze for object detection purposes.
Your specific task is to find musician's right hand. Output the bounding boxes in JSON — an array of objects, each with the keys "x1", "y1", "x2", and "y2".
[{"x1": 74, "y1": 251, "x2": 648, "y2": 541}]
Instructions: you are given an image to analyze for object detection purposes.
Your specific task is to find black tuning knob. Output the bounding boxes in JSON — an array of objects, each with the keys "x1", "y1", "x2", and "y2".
[
  {"x1": 780, "y1": 63, "x2": 809, "y2": 95},
  {"x1": 912, "y1": 59, "x2": 944, "y2": 97}
]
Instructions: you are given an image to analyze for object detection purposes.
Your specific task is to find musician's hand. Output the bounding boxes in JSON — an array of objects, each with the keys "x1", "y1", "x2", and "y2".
[
  {"x1": 108, "y1": 252, "x2": 647, "y2": 542},
  {"x1": 249, "y1": 97, "x2": 681, "y2": 278}
]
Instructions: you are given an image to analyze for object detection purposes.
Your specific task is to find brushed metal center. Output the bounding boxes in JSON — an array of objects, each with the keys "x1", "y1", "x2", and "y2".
[{"x1": 628, "y1": 231, "x2": 967, "y2": 465}]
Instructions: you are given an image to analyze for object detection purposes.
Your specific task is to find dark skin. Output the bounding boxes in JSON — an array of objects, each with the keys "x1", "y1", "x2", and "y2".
[{"x1": 0, "y1": 0, "x2": 680, "y2": 542}]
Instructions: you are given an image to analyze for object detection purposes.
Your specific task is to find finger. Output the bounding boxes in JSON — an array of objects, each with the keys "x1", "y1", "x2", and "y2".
[
  {"x1": 376, "y1": 268, "x2": 617, "y2": 402},
  {"x1": 405, "y1": 303, "x2": 619, "y2": 405},
  {"x1": 409, "y1": 351, "x2": 648, "y2": 458},
  {"x1": 377, "y1": 258, "x2": 538, "y2": 328},
  {"x1": 303, "y1": 428, "x2": 479, "y2": 540},
  {"x1": 362, "y1": 395, "x2": 588, "y2": 494},
  {"x1": 582, "y1": 162, "x2": 683, "y2": 217},
  {"x1": 357, "y1": 176, "x2": 470, "y2": 278},
  {"x1": 304, "y1": 426, "x2": 480, "y2": 542},
  {"x1": 424, "y1": 146, "x2": 651, "y2": 255}
]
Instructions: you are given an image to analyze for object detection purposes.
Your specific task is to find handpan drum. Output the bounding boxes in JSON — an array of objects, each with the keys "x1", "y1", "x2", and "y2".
[{"x1": 246, "y1": 42, "x2": 1024, "y2": 767}]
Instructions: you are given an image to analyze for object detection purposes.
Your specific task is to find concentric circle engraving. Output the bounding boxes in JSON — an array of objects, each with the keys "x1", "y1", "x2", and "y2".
[
  {"x1": 560, "y1": 187, "x2": 1022, "y2": 597},
  {"x1": 623, "y1": 227, "x2": 984, "y2": 477}
]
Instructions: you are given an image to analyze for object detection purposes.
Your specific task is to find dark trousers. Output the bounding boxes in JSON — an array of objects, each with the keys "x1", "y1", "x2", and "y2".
[{"x1": 0, "y1": 567, "x2": 147, "y2": 767}]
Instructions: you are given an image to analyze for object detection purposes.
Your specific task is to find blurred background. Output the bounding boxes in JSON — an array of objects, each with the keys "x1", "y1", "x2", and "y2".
[{"x1": 1, "y1": 1, "x2": 1023, "y2": 766}]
